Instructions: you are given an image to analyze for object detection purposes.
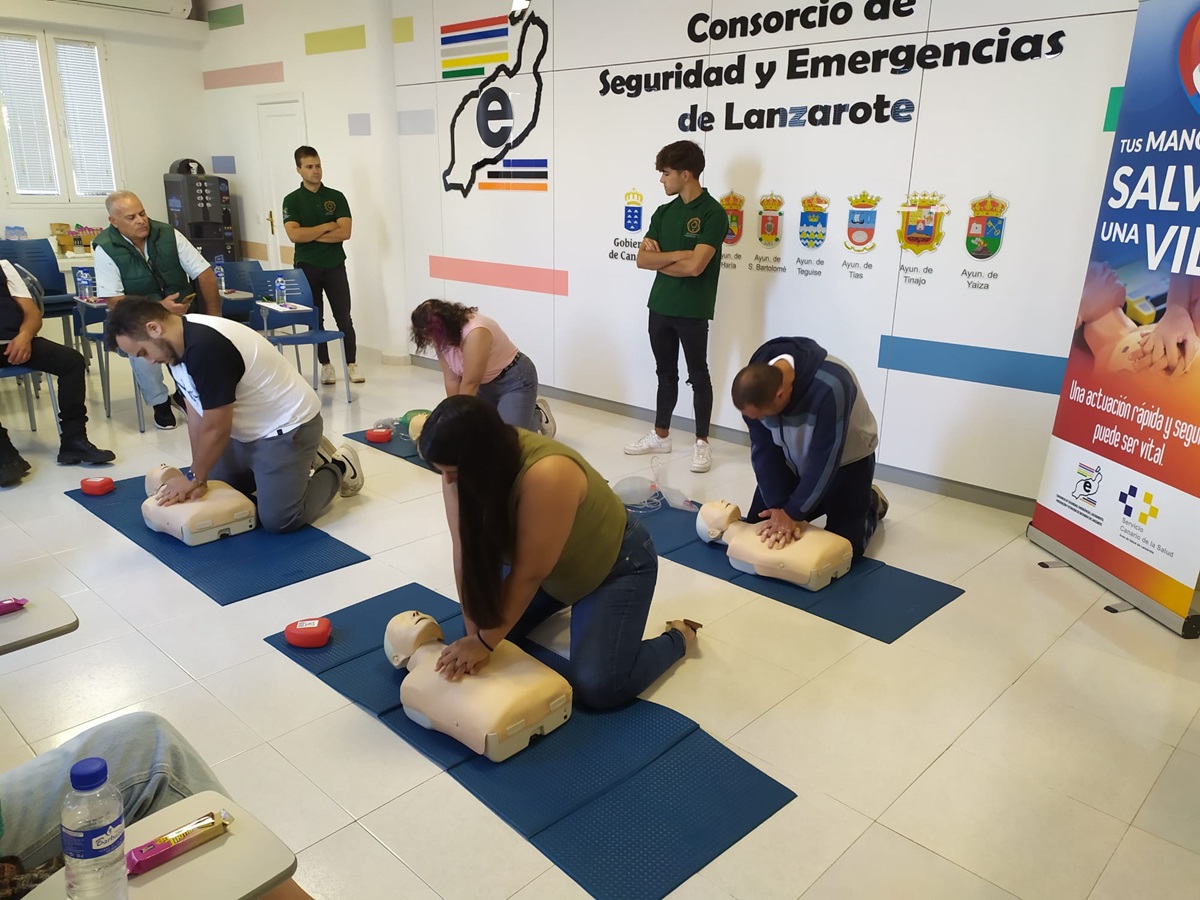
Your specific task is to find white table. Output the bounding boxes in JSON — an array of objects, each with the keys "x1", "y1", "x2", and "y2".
[
  {"x1": 56, "y1": 255, "x2": 95, "y2": 292},
  {"x1": 0, "y1": 588, "x2": 78, "y2": 656},
  {"x1": 30, "y1": 791, "x2": 297, "y2": 899}
]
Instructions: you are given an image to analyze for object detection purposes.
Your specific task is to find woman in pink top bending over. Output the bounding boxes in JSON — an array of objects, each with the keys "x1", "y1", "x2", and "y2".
[{"x1": 411, "y1": 299, "x2": 555, "y2": 436}]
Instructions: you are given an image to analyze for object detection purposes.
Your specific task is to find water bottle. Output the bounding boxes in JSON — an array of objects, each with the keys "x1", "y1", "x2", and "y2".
[
  {"x1": 61, "y1": 757, "x2": 128, "y2": 899},
  {"x1": 75, "y1": 270, "x2": 92, "y2": 300},
  {"x1": 273, "y1": 275, "x2": 287, "y2": 304},
  {"x1": 214, "y1": 263, "x2": 225, "y2": 292}
]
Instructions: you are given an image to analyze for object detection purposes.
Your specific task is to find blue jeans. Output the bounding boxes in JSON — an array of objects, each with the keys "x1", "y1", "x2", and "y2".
[
  {"x1": 477, "y1": 352, "x2": 539, "y2": 431},
  {"x1": 129, "y1": 355, "x2": 169, "y2": 407},
  {"x1": 0, "y1": 712, "x2": 225, "y2": 869},
  {"x1": 507, "y1": 513, "x2": 685, "y2": 709}
]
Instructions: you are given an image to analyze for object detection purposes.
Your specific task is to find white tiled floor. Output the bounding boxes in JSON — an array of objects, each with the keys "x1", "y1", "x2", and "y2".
[{"x1": 3, "y1": 358, "x2": 1200, "y2": 899}]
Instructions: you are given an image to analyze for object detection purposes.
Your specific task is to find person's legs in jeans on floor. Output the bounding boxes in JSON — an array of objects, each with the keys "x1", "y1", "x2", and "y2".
[{"x1": 477, "y1": 353, "x2": 538, "y2": 431}]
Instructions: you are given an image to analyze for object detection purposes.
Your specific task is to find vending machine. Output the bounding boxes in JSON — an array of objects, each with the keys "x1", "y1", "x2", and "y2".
[{"x1": 163, "y1": 158, "x2": 239, "y2": 263}]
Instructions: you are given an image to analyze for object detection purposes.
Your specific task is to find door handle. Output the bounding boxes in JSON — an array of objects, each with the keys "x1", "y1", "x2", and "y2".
[{"x1": 267, "y1": 209, "x2": 275, "y2": 235}]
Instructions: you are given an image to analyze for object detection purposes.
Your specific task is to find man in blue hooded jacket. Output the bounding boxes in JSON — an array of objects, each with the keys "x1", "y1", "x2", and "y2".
[{"x1": 731, "y1": 336, "x2": 886, "y2": 559}]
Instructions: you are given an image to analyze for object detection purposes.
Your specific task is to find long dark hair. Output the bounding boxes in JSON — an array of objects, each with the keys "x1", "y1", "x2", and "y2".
[
  {"x1": 410, "y1": 299, "x2": 477, "y2": 354},
  {"x1": 418, "y1": 395, "x2": 522, "y2": 628}
]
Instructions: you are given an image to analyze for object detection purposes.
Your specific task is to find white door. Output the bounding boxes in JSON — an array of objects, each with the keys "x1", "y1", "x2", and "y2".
[{"x1": 256, "y1": 98, "x2": 308, "y2": 267}]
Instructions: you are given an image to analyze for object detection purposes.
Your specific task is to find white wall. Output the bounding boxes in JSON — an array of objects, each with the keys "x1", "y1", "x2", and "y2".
[
  {"x1": 393, "y1": 0, "x2": 1140, "y2": 498},
  {"x1": 196, "y1": 0, "x2": 408, "y2": 358},
  {"x1": 0, "y1": 0, "x2": 208, "y2": 235}
]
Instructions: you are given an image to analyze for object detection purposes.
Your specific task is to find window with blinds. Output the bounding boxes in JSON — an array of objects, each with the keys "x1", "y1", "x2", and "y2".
[
  {"x1": 0, "y1": 33, "x2": 59, "y2": 196},
  {"x1": 0, "y1": 31, "x2": 117, "y2": 202},
  {"x1": 54, "y1": 40, "x2": 115, "y2": 197}
]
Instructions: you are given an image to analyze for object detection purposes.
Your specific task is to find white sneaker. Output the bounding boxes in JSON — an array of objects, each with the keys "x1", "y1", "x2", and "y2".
[
  {"x1": 624, "y1": 430, "x2": 671, "y2": 455},
  {"x1": 347, "y1": 363, "x2": 365, "y2": 383},
  {"x1": 334, "y1": 443, "x2": 364, "y2": 497},
  {"x1": 690, "y1": 439, "x2": 711, "y2": 473},
  {"x1": 535, "y1": 397, "x2": 556, "y2": 438},
  {"x1": 314, "y1": 435, "x2": 337, "y2": 470},
  {"x1": 320, "y1": 364, "x2": 336, "y2": 385}
]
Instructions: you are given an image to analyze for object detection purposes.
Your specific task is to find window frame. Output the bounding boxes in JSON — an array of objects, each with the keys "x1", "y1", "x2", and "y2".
[{"x1": 0, "y1": 27, "x2": 123, "y2": 206}]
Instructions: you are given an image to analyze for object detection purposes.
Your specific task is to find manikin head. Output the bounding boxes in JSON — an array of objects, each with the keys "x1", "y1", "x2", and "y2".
[
  {"x1": 697, "y1": 500, "x2": 742, "y2": 543},
  {"x1": 106, "y1": 191, "x2": 151, "y2": 245},
  {"x1": 407, "y1": 412, "x2": 429, "y2": 445},
  {"x1": 384, "y1": 611, "x2": 444, "y2": 669}
]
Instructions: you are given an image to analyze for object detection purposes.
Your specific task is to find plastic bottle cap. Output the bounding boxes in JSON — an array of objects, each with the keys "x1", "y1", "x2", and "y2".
[{"x1": 70, "y1": 757, "x2": 108, "y2": 791}]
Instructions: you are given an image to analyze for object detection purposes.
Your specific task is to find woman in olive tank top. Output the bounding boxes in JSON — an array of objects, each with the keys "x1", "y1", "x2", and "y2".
[{"x1": 418, "y1": 395, "x2": 699, "y2": 709}]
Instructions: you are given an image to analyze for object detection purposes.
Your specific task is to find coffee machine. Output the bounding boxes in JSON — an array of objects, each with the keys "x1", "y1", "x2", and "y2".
[{"x1": 163, "y1": 158, "x2": 239, "y2": 264}]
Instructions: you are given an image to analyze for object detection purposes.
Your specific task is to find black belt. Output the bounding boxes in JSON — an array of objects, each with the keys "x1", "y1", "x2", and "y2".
[{"x1": 496, "y1": 351, "x2": 522, "y2": 378}]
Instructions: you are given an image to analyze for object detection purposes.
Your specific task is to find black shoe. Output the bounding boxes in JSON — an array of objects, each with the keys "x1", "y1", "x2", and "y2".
[
  {"x1": 170, "y1": 389, "x2": 186, "y2": 413},
  {"x1": 153, "y1": 401, "x2": 177, "y2": 430},
  {"x1": 0, "y1": 457, "x2": 27, "y2": 487},
  {"x1": 58, "y1": 437, "x2": 116, "y2": 465}
]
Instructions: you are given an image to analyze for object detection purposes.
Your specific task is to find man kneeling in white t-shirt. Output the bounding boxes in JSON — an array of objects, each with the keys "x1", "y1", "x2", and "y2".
[{"x1": 106, "y1": 298, "x2": 363, "y2": 532}]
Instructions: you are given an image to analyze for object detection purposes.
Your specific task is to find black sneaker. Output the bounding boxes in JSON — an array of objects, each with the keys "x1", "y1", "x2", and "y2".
[
  {"x1": 0, "y1": 457, "x2": 27, "y2": 487},
  {"x1": 58, "y1": 437, "x2": 116, "y2": 465},
  {"x1": 153, "y1": 401, "x2": 177, "y2": 430},
  {"x1": 170, "y1": 389, "x2": 187, "y2": 413}
]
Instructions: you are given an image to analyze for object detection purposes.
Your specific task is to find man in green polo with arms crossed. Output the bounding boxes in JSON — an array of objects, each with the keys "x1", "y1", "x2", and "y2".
[
  {"x1": 282, "y1": 146, "x2": 363, "y2": 385},
  {"x1": 625, "y1": 140, "x2": 726, "y2": 474}
]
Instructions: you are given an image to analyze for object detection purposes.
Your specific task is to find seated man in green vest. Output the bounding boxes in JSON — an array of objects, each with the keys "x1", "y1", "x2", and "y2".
[{"x1": 93, "y1": 191, "x2": 220, "y2": 430}]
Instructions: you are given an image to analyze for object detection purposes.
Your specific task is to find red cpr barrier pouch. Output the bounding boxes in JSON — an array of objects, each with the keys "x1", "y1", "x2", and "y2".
[{"x1": 285, "y1": 617, "x2": 332, "y2": 648}]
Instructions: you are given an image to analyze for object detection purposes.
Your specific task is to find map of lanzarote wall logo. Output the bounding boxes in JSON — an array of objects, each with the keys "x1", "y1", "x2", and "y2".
[{"x1": 442, "y1": 3, "x2": 548, "y2": 197}]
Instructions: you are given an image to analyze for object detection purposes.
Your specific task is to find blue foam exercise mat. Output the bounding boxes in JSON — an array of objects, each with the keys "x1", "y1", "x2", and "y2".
[
  {"x1": 453, "y1": 702, "x2": 697, "y2": 836},
  {"x1": 344, "y1": 429, "x2": 438, "y2": 472},
  {"x1": 65, "y1": 477, "x2": 369, "y2": 606},
  {"x1": 801, "y1": 562, "x2": 964, "y2": 643},
  {"x1": 264, "y1": 583, "x2": 796, "y2": 898},
  {"x1": 534, "y1": 729, "x2": 796, "y2": 900},
  {"x1": 639, "y1": 499, "x2": 963, "y2": 642},
  {"x1": 628, "y1": 501, "x2": 703, "y2": 555},
  {"x1": 264, "y1": 584, "x2": 463, "y2": 673}
]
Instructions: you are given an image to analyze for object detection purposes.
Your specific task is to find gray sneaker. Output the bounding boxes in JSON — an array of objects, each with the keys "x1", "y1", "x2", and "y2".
[{"x1": 535, "y1": 397, "x2": 556, "y2": 438}]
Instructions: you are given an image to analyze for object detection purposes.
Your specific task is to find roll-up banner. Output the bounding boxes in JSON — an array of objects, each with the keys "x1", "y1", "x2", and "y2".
[{"x1": 1031, "y1": 0, "x2": 1200, "y2": 636}]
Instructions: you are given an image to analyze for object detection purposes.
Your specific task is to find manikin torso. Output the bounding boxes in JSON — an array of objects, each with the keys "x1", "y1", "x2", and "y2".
[
  {"x1": 384, "y1": 611, "x2": 572, "y2": 762},
  {"x1": 140, "y1": 464, "x2": 256, "y2": 545},
  {"x1": 696, "y1": 500, "x2": 853, "y2": 591}
]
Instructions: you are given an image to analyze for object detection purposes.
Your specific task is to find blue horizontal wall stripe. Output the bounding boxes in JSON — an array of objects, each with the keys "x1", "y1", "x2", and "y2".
[
  {"x1": 878, "y1": 336, "x2": 1067, "y2": 395},
  {"x1": 503, "y1": 158, "x2": 548, "y2": 167},
  {"x1": 441, "y1": 28, "x2": 508, "y2": 45}
]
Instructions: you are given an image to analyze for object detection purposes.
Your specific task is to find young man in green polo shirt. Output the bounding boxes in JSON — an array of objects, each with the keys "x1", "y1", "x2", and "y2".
[
  {"x1": 625, "y1": 140, "x2": 726, "y2": 473},
  {"x1": 282, "y1": 146, "x2": 363, "y2": 385}
]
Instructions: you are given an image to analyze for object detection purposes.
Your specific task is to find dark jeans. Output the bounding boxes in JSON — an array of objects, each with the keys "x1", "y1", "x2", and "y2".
[
  {"x1": 477, "y1": 352, "x2": 539, "y2": 430},
  {"x1": 0, "y1": 336, "x2": 88, "y2": 448},
  {"x1": 748, "y1": 452, "x2": 880, "y2": 559},
  {"x1": 648, "y1": 310, "x2": 712, "y2": 438},
  {"x1": 506, "y1": 513, "x2": 685, "y2": 709},
  {"x1": 209, "y1": 415, "x2": 339, "y2": 533},
  {"x1": 296, "y1": 262, "x2": 356, "y2": 364}
]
